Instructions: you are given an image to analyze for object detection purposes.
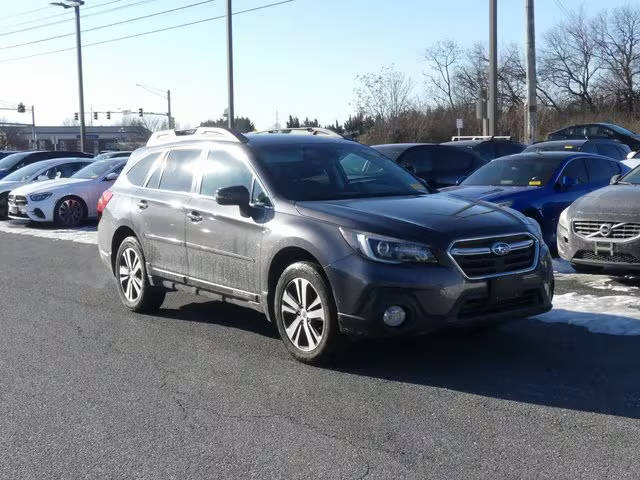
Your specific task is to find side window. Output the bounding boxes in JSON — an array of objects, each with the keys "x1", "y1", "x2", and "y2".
[
  {"x1": 60, "y1": 162, "x2": 87, "y2": 177},
  {"x1": 158, "y1": 149, "x2": 200, "y2": 192},
  {"x1": 476, "y1": 142, "x2": 495, "y2": 159},
  {"x1": 200, "y1": 150, "x2": 253, "y2": 197},
  {"x1": 127, "y1": 152, "x2": 162, "y2": 186},
  {"x1": 433, "y1": 148, "x2": 473, "y2": 173},
  {"x1": 251, "y1": 180, "x2": 271, "y2": 206},
  {"x1": 43, "y1": 165, "x2": 64, "y2": 179},
  {"x1": 400, "y1": 148, "x2": 432, "y2": 174},
  {"x1": 562, "y1": 159, "x2": 589, "y2": 184},
  {"x1": 584, "y1": 158, "x2": 612, "y2": 183}
]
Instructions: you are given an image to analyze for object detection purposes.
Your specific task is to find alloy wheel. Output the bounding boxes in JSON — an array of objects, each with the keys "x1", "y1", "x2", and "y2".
[
  {"x1": 119, "y1": 247, "x2": 143, "y2": 302},
  {"x1": 58, "y1": 199, "x2": 84, "y2": 226},
  {"x1": 280, "y1": 277, "x2": 325, "y2": 352}
]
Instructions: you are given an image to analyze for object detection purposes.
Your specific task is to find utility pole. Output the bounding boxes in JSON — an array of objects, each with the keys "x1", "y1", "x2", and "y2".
[
  {"x1": 226, "y1": 0, "x2": 235, "y2": 129},
  {"x1": 31, "y1": 105, "x2": 36, "y2": 148},
  {"x1": 488, "y1": 0, "x2": 498, "y2": 136},
  {"x1": 525, "y1": 0, "x2": 537, "y2": 144},
  {"x1": 167, "y1": 89, "x2": 172, "y2": 129},
  {"x1": 52, "y1": 1, "x2": 86, "y2": 152}
]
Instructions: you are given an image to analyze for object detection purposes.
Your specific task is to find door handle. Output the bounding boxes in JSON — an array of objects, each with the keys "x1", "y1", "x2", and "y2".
[
  {"x1": 187, "y1": 211, "x2": 203, "y2": 223},
  {"x1": 137, "y1": 200, "x2": 148, "y2": 210}
]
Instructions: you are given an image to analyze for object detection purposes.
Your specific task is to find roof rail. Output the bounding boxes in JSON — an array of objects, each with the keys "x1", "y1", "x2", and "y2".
[
  {"x1": 252, "y1": 127, "x2": 344, "y2": 138},
  {"x1": 450, "y1": 135, "x2": 512, "y2": 141},
  {"x1": 146, "y1": 127, "x2": 248, "y2": 147}
]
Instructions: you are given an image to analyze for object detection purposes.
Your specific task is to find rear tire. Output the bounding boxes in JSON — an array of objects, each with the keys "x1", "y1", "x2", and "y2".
[
  {"x1": 274, "y1": 261, "x2": 340, "y2": 364},
  {"x1": 115, "y1": 236, "x2": 166, "y2": 313}
]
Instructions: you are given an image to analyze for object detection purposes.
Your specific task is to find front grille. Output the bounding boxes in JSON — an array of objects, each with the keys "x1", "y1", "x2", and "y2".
[
  {"x1": 8, "y1": 194, "x2": 27, "y2": 206},
  {"x1": 449, "y1": 233, "x2": 538, "y2": 279},
  {"x1": 574, "y1": 250, "x2": 640, "y2": 264},
  {"x1": 458, "y1": 289, "x2": 541, "y2": 319},
  {"x1": 574, "y1": 221, "x2": 640, "y2": 240}
]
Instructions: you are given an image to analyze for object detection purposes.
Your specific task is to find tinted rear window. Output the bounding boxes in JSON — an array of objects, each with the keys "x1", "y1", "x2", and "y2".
[
  {"x1": 158, "y1": 149, "x2": 200, "y2": 192},
  {"x1": 126, "y1": 152, "x2": 163, "y2": 186}
]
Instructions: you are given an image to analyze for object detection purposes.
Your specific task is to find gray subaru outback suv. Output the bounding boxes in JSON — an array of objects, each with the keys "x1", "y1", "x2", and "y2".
[{"x1": 98, "y1": 127, "x2": 554, "y2": 363}]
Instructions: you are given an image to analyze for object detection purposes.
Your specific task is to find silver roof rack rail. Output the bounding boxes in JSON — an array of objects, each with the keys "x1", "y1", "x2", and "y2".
[
  {"x1": 252, "y1": 127, "x2": 344, "y2": 138},
  {"x1": 450, "y1": 135, "x2": 512, "y2": 141},
  {"x1": 146, "y1": 127, "x2": 248, "y2": 147}
]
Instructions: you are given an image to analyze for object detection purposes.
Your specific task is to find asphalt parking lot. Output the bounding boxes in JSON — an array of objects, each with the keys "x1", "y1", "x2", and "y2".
[{"x1": 1, "y1": 225, "x2": 640, "y2": 479}]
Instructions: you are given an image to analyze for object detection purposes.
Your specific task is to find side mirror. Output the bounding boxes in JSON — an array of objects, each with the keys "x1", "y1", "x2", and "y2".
[
  {"x1": 216, "y1": 185, "x2": 250, "y2": 207},
  {"x1": 104, "y1": 172, "x2": 119, "y2": 182},
  {"x1": 610, "y1": 174, "x2": 622, "y2": 185}
]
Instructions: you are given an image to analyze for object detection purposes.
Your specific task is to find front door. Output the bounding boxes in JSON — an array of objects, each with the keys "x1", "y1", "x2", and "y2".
[{"x1": 186, "y1": 148, "x2": 268, "y2": 297}]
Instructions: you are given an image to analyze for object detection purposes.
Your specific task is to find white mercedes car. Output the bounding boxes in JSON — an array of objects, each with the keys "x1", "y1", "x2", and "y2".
[
  {"x1": 0, "y1": 157, "x2": 92, "y2": 219},
  {"x1": 8, "y1": 158, "x2": 126, "y2": 227}
]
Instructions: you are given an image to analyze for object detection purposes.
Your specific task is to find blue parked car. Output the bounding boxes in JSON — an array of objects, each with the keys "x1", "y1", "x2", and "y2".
[{"x1": 441, "y1": 151, "x2": 629, "y2": 249}]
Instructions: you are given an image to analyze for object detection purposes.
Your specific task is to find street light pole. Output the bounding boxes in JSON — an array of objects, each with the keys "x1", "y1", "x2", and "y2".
[
  {"x1": 525, "y1": 0, "x2": 537, "y2": 144},
  {"x1": 31, "y1": 105, "x2": 36, "y2": 148},
  {"x1": 51, "y1": 1, "x2": 86, "y2": 152},
  {"x1": 167, "y1": 89, "x2": 172, "y2": 129},
  {"x1": 488, "y1": 0, "x2": 498, "y2": 136},
  {"x1": 226, "y1": 0, "x2": 235, "y2": 129}
]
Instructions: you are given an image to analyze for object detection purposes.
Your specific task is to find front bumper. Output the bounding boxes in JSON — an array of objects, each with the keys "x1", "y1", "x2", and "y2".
[
  {"x1": 7, "y1": 199, "x2": 54, "y2": 222},
  {"x1": 326, "y1": 245, "x2": 554, "y2": 337},
  {"x1": 557, "y1": 222, "x2": 640, "y2": 271}
]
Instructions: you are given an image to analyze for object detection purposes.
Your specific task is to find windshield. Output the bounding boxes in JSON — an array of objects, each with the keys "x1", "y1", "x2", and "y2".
[
  {"x1": 252, "y1": 142, "x2": 428, "y2": 201},
  {"x1": 0, "y1": 152, "x2": 30, "y2": 171},
  {"x1": 2, "y1": 162, "x2": 47, "y2": 182},
  {"x1": 72, "y1": 159, "x2": 121, "y2": 179},
  {"x1": 462, "y1": 156, "x2": 563, "y2": 187},
  {"x1": 621, "y1": 166, "x2": 640, "y2": 185},
  {"x1": 524, "y1": 143, "x2": 579, "y2": 153}
]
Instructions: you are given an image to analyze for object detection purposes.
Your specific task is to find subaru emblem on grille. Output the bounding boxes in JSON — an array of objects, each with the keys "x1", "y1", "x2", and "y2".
[
  {"x1": 491, "y1": 242, "x2": 511, "y2": 256},
  {"x1": 599, "y1": 223, "x2": 612, "y2": 237}
]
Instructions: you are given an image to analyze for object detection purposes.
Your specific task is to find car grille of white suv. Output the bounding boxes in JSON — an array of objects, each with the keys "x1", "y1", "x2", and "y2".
[{"x1": 574, "y1": 221, "x2": 640, "y2": 240}]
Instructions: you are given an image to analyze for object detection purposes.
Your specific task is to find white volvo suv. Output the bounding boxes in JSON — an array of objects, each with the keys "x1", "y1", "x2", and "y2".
[{"x1": 8, "y1": 158, "x2": 126, "y2": 227}]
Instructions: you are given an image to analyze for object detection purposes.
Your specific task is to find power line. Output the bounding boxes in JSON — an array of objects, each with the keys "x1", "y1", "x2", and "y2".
[
  {"x1": 1, "y1": 5, "x2": 56, "y2": 21},
  {"x1": 553, "y1": 0, "x2": 571, "y2": 17},
  {"x1": 0, "y1": 0, "x2": 128, "y2": 30},
  {"x1": 0, "y1": 0, "x2": 295, "y2": 64},
  {"x1": 0, "y1": 0, "x2": 164, "y2": 38},
  {"x1": 0, "y1": 0, "x2": 215, "y2": 50}
]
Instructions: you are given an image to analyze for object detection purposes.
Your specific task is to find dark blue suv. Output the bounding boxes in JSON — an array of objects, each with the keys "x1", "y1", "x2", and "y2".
[{"x1": 441, "y1": 152, "x2": 629, "y2": 249}]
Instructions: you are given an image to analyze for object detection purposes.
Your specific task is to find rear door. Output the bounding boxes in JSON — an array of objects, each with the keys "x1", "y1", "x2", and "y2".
[
  {"x1": 585, "y1": 156, "x2": 617, "y2": 189},
  {"x1": 132, "y1": 148, "x2": 201, "y2": 279}
]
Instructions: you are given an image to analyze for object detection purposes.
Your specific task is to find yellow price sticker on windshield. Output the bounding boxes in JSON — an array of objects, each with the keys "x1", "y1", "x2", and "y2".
[
  {"x1": 529, "y1": 180, "x2": 542, "y2": 186},
  {"x1": 411, "y1": 183, "x2": 426, "y2": 191},
  {"x1": 564, "y1": 145, "x2": 574, "y2": 149}
]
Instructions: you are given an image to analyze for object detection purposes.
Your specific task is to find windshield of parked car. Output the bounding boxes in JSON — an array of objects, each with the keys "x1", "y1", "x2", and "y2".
[
  {"x1": 620, "y1": 166, "x2": 640, "y2": 184},
  {"x1": 2, "y1": 161, "x2": 48, "y2": 182},
  {"x1": 0, "y1": 152, "x2": 30, "y2": 171},
  {"x1": 72, "y1": 159, "x2": 121, "y2": 179},
  {"x1": 523, "y1": 142, "x2": 580, "y2": 153},
  {"x1": 462, "y1": 156, "x2": 563, "y2": 187},
  {"x1": 252, "y1": 142, "x2": 429, "y2": 201}
]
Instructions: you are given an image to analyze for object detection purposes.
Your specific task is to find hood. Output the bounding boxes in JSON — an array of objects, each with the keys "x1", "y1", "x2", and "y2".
[
  {"x1": 570, "y1": 184, "x2": 640, "y2": 220},
  {"x1": 0, "y1": 180, "x2": 25, "y2": 194},
  {"x1": 296, "y1": 193, "x2": 531, "y2": 246},
  {"x1": 10, "y1": 177, "x2": 92, "y2": 196},
  {"x1": 440, "y1": 185, "x2": 539, "y2": 202}
]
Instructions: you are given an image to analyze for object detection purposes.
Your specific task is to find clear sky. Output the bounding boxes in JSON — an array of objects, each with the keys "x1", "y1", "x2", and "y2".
[{"x1": 0, "y1": 0, "x2": 633, "y2": 130}]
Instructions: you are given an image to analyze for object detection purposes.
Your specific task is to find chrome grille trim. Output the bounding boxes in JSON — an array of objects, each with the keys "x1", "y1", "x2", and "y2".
[
  {"x1": 447, "y1": 232, "x2": 539, "y2": 280},
  {"x1": 573, "y1": 220, "x2": 640, "y2": 242}
]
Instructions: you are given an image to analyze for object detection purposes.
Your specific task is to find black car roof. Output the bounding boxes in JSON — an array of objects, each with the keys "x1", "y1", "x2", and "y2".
[{"x1": 245, "y1": 134, "x2": 358, "y2": 147}]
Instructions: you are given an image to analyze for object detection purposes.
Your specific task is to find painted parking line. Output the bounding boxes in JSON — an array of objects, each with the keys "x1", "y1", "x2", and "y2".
[{"x1": 0, "y1": 221, "x2": 97, "y2": 245}]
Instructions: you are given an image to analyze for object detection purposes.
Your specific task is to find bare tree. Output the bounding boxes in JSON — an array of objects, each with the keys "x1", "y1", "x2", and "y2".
[
  {"x1": 540, "y1": 8, "x2": 602, "y2": 111},
  {"x1": 424, "y1": 39, "x2": 462, "y2": 110},
  {"x1": 354, "y1": 65, "x2": 413, "y2": 121},
  {"x1": 593, "y1": 5, "x2": 640, "y2": 112},
  {"x1": 120, "y1": 115, "x2": 167, "y2": 132}
]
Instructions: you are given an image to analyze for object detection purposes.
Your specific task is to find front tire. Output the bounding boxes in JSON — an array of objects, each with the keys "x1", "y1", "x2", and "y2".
[
  {"x1": 274, "y1": 262, "x2": 340, "y2": 364},
  {"x1": 54, "y1": 197, "x2": 86, "y2": 227},
  {"x1": 115, "y1": 236, "x2": 166, "y2": 313}
]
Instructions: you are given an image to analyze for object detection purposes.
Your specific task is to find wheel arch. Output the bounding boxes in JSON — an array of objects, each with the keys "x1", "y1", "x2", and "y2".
[{"x1": 110, "y1": 225, "x2": 138, "y2": 274}]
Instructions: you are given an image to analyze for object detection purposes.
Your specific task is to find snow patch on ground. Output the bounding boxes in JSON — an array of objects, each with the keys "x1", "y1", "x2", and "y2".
[
  {"x1": 0, "y1": 221, "x2": 97, "y2": 245},
  {"x1": 537, "y1": 292, "x2": 640, "y2": 336},
  {"x1": 585, "y1": 277, "x2": 639, "y2": 293}
]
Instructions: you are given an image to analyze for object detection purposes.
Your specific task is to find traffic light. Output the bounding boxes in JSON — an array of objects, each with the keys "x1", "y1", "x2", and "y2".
[
  {"x1": 74, "y1": 112, "x2": 79, "y2": 121},
  {"x1": 138, "y1": 108, "x2": 143, "y2": 117},
  {"x1": 94, "y1": 112, "x2": 98, "y2": 120},
  {"x1": 106, "y1": 111, "x2": 111, "y2": 120},
  {"x1": 17, "y1": 102, "x2": 26, "y2": 113}
]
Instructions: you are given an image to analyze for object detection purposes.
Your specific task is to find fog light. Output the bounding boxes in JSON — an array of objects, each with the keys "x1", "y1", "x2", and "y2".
[{"x1": 383, "y1": 306, "x2": 406, "y2": 327}]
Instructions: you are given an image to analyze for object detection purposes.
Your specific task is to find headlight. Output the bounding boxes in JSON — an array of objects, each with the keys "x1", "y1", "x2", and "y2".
[
  {"x1": 29, "y1": 192, "x2": 52, "y2": 202},
  {"x1": 339, "y1": 228, "x2": 437, "y2": 264},
  {"x1": 495, "y1": 200, "x2": 513, "y2": 208},
  {"x1": 558, "y1": 207, "x2": 570, "y2": 229}
]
